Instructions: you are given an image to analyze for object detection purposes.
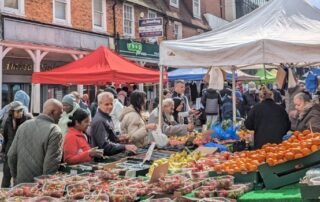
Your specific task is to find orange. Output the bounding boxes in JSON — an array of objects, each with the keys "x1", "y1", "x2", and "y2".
[
  {"x1": 284, "y1": 152, "x2": 294, "y2": 161},
  {"x1": 312, "y1": 138, "x2": 320, "y2": 145},
  {"x1": 302, "y1": 148, "x2": 312, "y2": 156},
  {"x1": 293, "y1": 131, "x2": 300, "y2": 137},
  {"x1": 294, "y1": 153, "x2": 303, "y2": 159},
  {"x1": 311, "y1": 145, "x2": 319, "y2": 152},
  {"x1": 303, "y1": 130, "x2": 311, "y2": 135},
  {"x1": 266, "y1": 158, "x2": 275, "y2": 166}
]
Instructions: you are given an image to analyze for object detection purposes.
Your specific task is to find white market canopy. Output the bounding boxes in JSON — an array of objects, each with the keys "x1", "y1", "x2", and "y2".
[{"x1": 160, "y1": 0, "x2": 320, "y2": 68}]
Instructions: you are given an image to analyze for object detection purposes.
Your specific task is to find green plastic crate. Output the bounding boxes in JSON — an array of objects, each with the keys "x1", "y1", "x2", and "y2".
[{"x1": 300, "y1": 183, "x2": 320, "y2": 201}]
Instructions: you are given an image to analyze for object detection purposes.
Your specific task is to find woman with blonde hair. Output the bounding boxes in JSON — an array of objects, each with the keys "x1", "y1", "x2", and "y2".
[{"x1": 244, "y1": 86, "x2": 290, "y2": 149}]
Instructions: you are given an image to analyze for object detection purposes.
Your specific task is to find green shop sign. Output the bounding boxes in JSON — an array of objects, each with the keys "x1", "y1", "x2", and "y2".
[{"x1": 117, "y1": 39, "x2": 159, "y2": 59}]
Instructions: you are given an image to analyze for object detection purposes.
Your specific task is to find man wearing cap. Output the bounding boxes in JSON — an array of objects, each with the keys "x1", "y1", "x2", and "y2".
[
  {"x1": 243, "y1": 82, "x2": 260, "y2": 116},
  {"x1": 1, "y1": 101, "x2": 32, "y2": 187},
  {"x1": 104, "y1": 86, "x2": 123, "y2": 135},
  {"x1": 8, "y1": 99, "x2": 63, "y2": 184},
  {"x1": 58, "y1": 94, "x2": 80, "y2": 136}
]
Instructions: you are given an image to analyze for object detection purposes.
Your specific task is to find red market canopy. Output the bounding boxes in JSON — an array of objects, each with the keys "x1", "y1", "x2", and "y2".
[{"x1": 32, "y1": 46, "x2": 161, "y2": 84}]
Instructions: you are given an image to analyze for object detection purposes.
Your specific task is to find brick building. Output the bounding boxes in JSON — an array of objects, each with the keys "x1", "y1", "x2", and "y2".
[{"x1": 0, "y1": 0, "x2": 226, "y2": 112}]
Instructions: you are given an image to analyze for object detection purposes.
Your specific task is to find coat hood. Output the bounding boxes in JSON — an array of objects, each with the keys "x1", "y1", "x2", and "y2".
[
  {"x1": 119, "y1": 105, "x2": 137, "y2": 121},
  {"x1": 14, "y1": 90, "x2": 30, "y2": 112}
]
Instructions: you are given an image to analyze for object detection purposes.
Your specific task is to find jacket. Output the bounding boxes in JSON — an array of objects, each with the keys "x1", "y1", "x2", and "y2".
[
  {"x1": 58, "y1": 103, "x2": 80, "y2": 137},
  {"x1": 243, "y1": 92, "x2": 260, "y2": 115},
  {"x1": 148, "y1": 108, "x2": 188, "y2": 136},
  {"x1": 172, "y1": 91, "x2": 191, "y2": 123},
  {"x1": 119, "y1": 105, "x2": 149, "y2": 148},
  {"x1": 63, "y1": 127, "x2": 92, "y2": 165},
  {"x1": 7, "y1": 114, "x2": 63, "y2": 184},
  {"x1": 110, "y1": 99, "x2": 124, "y2": 134},
  {"x1": 201, "y1": 88, "x2": 222, "y2": 115},
  {"x1": 244, "y1": 99, "x2": 291, "y2": 149},
  {"x1": 291, "y1": 103, "x2": 320, "y2": 132},
  {"x1": 2, "y1": 114, "x2": 31, "y2": 154},
  {"x1": 90, "y1": 109, "x2": 125, "y2": 156}
]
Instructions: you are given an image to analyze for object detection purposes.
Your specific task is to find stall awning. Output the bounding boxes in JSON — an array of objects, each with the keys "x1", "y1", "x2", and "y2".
[{"x1": 32, "y1": 46, "x2": 161, "y2": 84}]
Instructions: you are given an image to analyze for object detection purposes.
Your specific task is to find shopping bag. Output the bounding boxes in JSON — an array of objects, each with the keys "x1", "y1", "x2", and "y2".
[{"x1": 151, "y1": 126, "x2": 169, "y2": 148}]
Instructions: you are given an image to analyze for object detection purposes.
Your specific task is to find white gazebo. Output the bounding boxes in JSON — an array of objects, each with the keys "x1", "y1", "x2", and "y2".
[{"x1": 158, "y1": 0, "x2": 320, "y2": 124}]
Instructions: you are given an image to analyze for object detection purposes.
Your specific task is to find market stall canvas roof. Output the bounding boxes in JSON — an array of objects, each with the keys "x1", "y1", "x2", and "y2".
[
  {"x1": 32, "y1": 46, "x2": 161, "y2": 84},
  {"x1": 160, "y1": 0, "x2": 320, "y2": 68}
]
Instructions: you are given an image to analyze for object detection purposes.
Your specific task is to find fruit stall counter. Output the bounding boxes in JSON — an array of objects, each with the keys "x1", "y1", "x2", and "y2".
[{"x1": 238, "y1": 183, "x2": 302, "y2": 202}]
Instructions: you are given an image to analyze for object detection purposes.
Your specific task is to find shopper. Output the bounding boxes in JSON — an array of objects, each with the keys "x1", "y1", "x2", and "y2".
[
  {"x1": 104, "y1": 87, "x2": 123, "y2": 135},
  {"x1": 8, "y1": 99, "x2": 63, "y2": 184},
  {"x1": 148, "y1": 98, "x2": 193, "y2": 136},
  {"x1": 201, "y1": 87, "x2": 222, "y2": 126},
  {"x1": 243, "y1": 82, "x2": 260, "y2": 116},
  {"x1": 90, "y1": 89, "x2": 104, "y2": 118},
  {"x1": 291, "y1": 92, "x2": 320, "y2": 132},
  {"x1": 1, "y1": 101, "x2": 31, "y2": 187},
  {"x1": 58, "y1": 94, "x2": 80, "y2": 136},
  {"x1": 71, "y1": 91, "x2": 90, "y2": 113},
  {"x1": 63, "y1": 108, "x2": 103, "y2": 165},
  {"x1": 90, "y1": 92, "x2": 137, "y2": 155},
  {"x1": 172, "y1": 97, "x2": 185, "y2": 124},
  {"x1": 0, "y1": 90, "x2": 30, "y2": 129},
  {"x1": 244, "y1": 86, "x2": 290, "y2": 149},
  {"x1": 119, "y1": 91, "x2": 157, "y2": 148},
  {"x1": 172, "y1": 80, "x2": 196, "y2": 124}
]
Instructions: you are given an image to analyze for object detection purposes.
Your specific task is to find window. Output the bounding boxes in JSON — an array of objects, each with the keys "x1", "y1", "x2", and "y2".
[
  {"x1": 123, "y1": 4, "x2": 134, "y2": 37},
  {"x1": 92, "y1": 0, "x2": 106, "y2": 31},
  {"x1": 193, "y1": 0, "x2": 201, "y2": 18},
  {"x1": 148, "y1": 10, "x2": 157, "y2": 19},
  {"x1": 174, "y1": 22, "x2": 182, "y2": 39},
  {"x1": 1, "y1": 0, "x2": 25, "y2": 15},
  {"x1": 170, "y1": 0, "x2": 179, "y2": 8},
  {"x1": 53, "y1": 0, "x2": 71, "y2": 25}
]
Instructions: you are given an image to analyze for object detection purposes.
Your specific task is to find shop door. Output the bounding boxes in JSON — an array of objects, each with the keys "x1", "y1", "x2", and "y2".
[{"x1": 2, "y1": 83, "x2": 31, "y2": 107}]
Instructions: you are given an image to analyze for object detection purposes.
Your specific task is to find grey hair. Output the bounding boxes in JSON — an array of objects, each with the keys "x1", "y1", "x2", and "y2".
[
  {"x1": 162, "y1": 98, "x2": 174, "y2": 107},
  {"x1": 294, "y1": 92, "x2": 311, "y2": 103},
  {"x1": 98, "y1": 92, "x2": 114, "y2": 104}
]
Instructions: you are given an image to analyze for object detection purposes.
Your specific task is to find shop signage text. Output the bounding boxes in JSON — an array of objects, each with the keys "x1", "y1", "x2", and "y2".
[
  {"x1": 118, "y1": 39, "x2": 159, "y2": 59},
  {"x1": 139, "y1": 18, "x2": 163, "y2": 37}
]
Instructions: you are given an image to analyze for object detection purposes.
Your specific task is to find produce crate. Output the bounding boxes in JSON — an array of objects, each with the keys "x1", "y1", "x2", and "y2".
[
  {"x1": 208, "y1": 171, "x2": 261, "y2": 184},
  {"x1": 59, "y1": 163, "x2": 97, "y2": 174},
  {"x1": 258, "y1": 150, "x2": 320, "y2": 189},
  {"x1": 300, "y1": 183, "x2": 320, "y2": 201}
]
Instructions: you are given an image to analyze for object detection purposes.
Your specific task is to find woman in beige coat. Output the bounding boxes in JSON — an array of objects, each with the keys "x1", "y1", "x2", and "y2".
[{"x1": 119, "y1": 91, "x2": 157, "y2": 147}]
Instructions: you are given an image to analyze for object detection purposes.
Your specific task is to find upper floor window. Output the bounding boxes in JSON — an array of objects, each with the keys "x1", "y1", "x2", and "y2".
[
  {"x1": 193, "y1": 0, "x2": 201, "y2": 18},
  {"x1": 170, "y1": 0, "x2": 179, "y2": 8},
  {"x1": 53, "y1": 0, "x2": 71, "y2": 25},
  {"x1": 92, "y1": 0, "x2": 106, "y2": 31},
  {"x1": 148, "y1": 10, "x2": 157, "y2": 19},
  {"x1": 123, "y1": 4, "x2": 134, "y2": 38},
  {"x1": 1, "y1": 0, "x2": 25, "y2": 15},
  {"x1": 174, "y1": 22, "x2": 182, "y2": 39}
]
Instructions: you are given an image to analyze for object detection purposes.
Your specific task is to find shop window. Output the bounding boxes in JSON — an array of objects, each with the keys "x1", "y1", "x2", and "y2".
[
  {"x1": 1, "y1": 0, "x2": 24, "y2": 15},
  {"x1": 148, "y1": 10, "x2": 157, "y2": 19},
  {"x1": 53, "y1": 0, "x2": 71, "y2": 26},
  {"x1": 174, "y1": 22, "x2": 182, "y2": 39},
  {"x1": 193, "y1": 0, "x2": 201, "y2": 18},
  {"x1": 123, "y1": 4, "x2": 134, "y2": 38},
  {"x1": 170, "y1": 0, "x2": 179, "y2": 8},
  {"x1": 92, "y1": 0, "x2": 106, "y2": 32}
]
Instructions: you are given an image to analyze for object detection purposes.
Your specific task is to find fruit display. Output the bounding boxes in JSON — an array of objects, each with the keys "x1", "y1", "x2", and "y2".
[
  {"x1": 216, "y1": 185, "x2": 246, "y2": 198},
  {"x1": 42, "y1": 181, "x2": 66, "y2": 198},
  {"x1": 95, "y1": 170, "x2": 120, "y2": 181},
  {"x1": 194, "y1": 186, "x2": 217, "y2": 198},
  {"x1": 158, "y1": 175, "x2": 187, "y2": 193},
  {"x1": 6, "y1": 196, "x2": 31, "y2": 202},
  {"x1": 34, "y1": 175, "x2": 61, "y2": 186},
  {"x1": 109, "y1": 189, "x2": 137, "y2": 202},
  {"x1": 67, "y1": 181, "x2": 90, "y2": 200},
  {"x1": 236, "y1": 129, "x2": 254, "y2": 142},
  {"x1": 200, "y1": 197, "x2": 232, "y2": 202},
  {"x1": 84, "y1": 193, "x2": 109, "y2": 202},
  {"x1": 144, "y1": 198, "x2": 172, "y2": 202},
  {"x1": 29, "y1": 196, "x2": 59, "y2": 202},
  {"x1": 10, "y1": 183, "x2": 41, "y2": 197}
]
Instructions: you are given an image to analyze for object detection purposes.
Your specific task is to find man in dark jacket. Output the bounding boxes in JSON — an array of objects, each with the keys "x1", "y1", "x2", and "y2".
[
  {"x1": 243, "y1": 82, "x2": 260, "y2": 116},
  {"x1": 8, "y1": 99, "x2": 63, "y2": 184},
  {"x1": 244, "y1": 87, "x2": 290, "y2": 149},
  {"x1": 201, "y1": 88, "x2": 222, "y2": 127},
  {"x1": 90, "y1": 92, "x2": 137, "y2": 156}
]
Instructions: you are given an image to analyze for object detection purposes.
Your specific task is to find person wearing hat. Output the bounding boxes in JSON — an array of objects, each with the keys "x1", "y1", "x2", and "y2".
[
  {"x1": 243, "y1": 82, "x2": 260, "y2": 116},
  {"x1": 104, "y1": 86, "x2": 123, "y2": 135},
  {"x1": 1, "y1": 101, "x2": 32, "y2": 187},
  {"x1": 58, "y1": 94, "x2": 80, "y2": 137}
]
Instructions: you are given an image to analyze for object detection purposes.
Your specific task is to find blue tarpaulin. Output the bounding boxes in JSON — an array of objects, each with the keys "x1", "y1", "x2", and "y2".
[
  {"x1": 168, "y1": 68, "x2": 208, "y2": 81},
  {"x1": 305, "y1": 68, "x2": 320, "y2": 93}
]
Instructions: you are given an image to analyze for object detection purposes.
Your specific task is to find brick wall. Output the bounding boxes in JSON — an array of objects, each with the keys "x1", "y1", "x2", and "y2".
[{"x1": 25, "y1": 0, "x2": 53, "y2": 24}]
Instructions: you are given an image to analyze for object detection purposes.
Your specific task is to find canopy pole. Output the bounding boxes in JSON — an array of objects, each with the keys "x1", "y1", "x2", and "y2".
[
  {"x1": 158, "y1": 65, "x2": 164, "y2": 128},
  {"x1": 263, "y1": 63, "x2": 267, "y2": 84},
  {"x1": 232, "y1": 66, "x2": 237, "y2": 123}
]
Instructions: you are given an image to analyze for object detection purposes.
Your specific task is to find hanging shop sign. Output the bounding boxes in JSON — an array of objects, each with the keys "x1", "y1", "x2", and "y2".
[
  {"x1": 138, "y1": 17, "x2": 163, "y2": 38},
  {"x1": 117, "y1": 39, "x2": 159, "y2": 59}
]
